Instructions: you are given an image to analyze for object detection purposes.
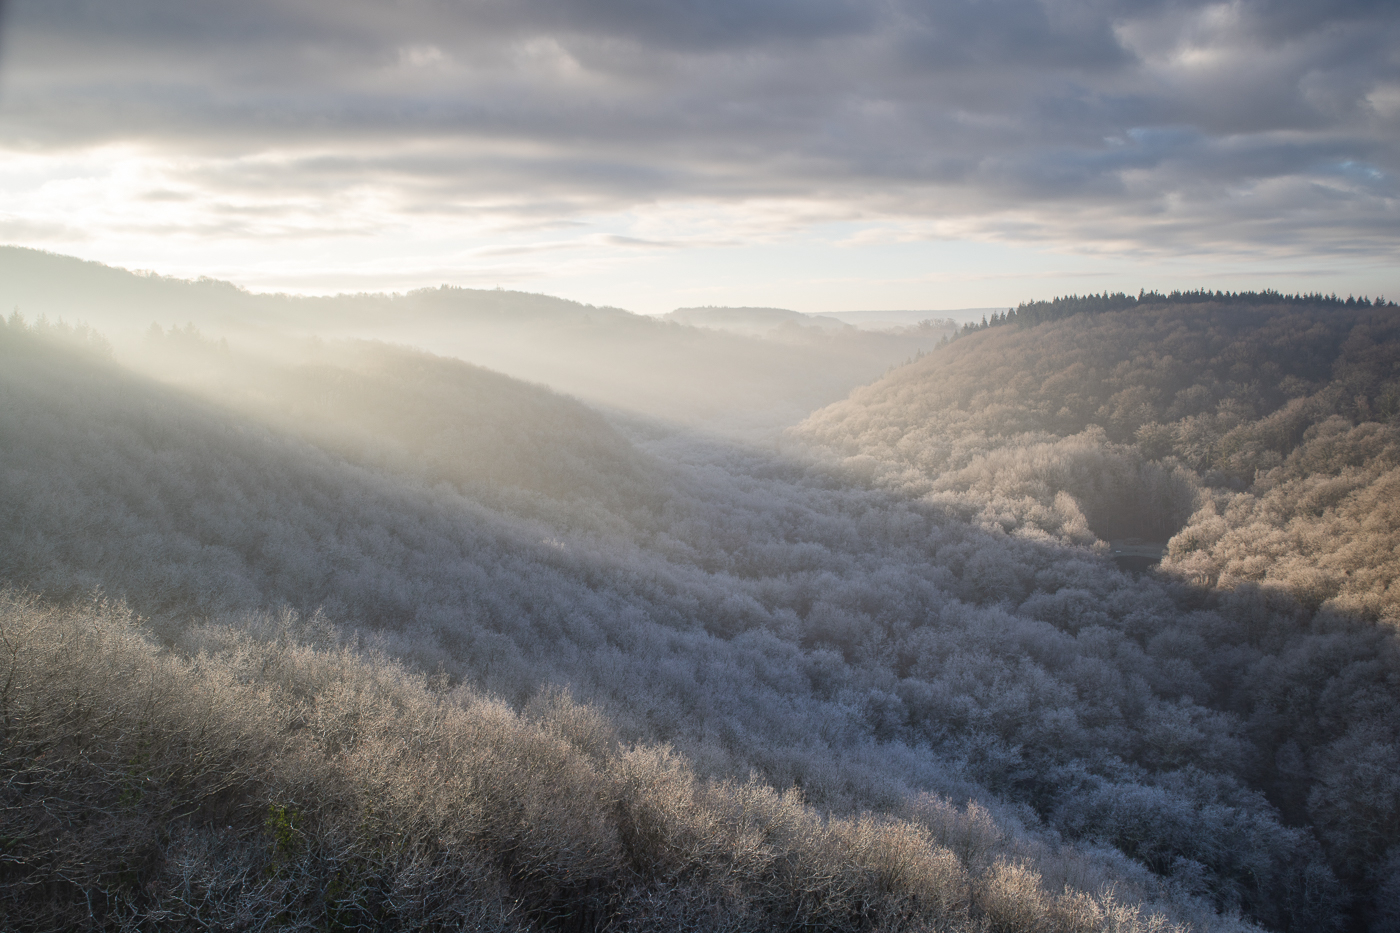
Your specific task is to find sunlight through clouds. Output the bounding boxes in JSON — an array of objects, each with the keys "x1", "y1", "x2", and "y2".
[{"x1": 0, "y1": 0, "x2": 1395, "y2": 308}]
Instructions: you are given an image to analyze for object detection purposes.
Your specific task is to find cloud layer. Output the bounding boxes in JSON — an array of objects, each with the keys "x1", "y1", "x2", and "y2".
[{"x1": 2, "y1": 0, "x2": 1398, "y2": 272}]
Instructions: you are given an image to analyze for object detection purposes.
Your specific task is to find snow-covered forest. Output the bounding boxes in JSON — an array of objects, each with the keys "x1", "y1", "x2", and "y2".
[{"x1": 2, "y1": 258, "x2": 1398, "y2": 931}]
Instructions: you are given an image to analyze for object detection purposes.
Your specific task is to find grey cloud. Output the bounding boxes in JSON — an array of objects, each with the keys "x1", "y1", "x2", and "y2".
[
  {"x1": 1246, "y1": 0, "x2": 1399, "y2": 42},
  {"x1": 894, "y1": 0, "x2": 1131, "y2": 71},
  {"x1": 509, "y1": 0, "x2": 875, "y2": 50},
  {"x1": 1, "y1": 0, "x2": 1397, "y2": 258},
  {"x1": 18, "y1": 0, "x2": 874, "y2": 52}
]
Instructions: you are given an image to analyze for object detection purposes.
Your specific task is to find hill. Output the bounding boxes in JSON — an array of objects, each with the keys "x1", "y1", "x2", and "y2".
[
  {"x1": 0, "y1": 247, "x2": 950, "y2": 434},
  {"x1": 794, "y1": 296, "x2": 1400, "y2": 622},
  {"x1": 826, "y1": 309, "x2": 997, "y2": 331},
  {"x1": 666, "y1": 305, "x2": 855, "y2": 336},
  {"x1": 131, "y1": 325, "x2": 661, "y2": 530},
  {"x1": 665, "y1": 307, "x2": 969, "y2": 337}
]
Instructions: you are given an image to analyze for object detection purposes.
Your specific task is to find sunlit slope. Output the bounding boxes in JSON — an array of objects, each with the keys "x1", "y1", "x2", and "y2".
[
  {"x1": 794, "y1": 299, "x2": 1400, "y2": 621},
  {"x1": 8, "y1": 317, "x2": 1400, "y2": 930},
  {"x1": 0, "y1": 320, "x2": 672, "y2": 648},
  {"x1": 134, "y1": 328, "x2": 661, "y2": 528},
  {"x1": 5, "y1": 593, "x2": 1239, "y2": 933},
  {"x1": 0, "y1": 246, "x2": 945, "y2": 432}
]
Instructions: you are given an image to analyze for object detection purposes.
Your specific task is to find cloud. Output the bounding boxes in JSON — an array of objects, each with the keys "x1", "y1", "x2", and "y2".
[{"x1": 0, "y1": 0, "x2": 1396, "y2": 264}]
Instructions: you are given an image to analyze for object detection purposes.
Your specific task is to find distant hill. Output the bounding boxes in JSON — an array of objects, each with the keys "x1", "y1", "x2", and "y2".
[
  {"x1": 0, "y1": 245, "x2": 289, "y2": 332},
  {"x1": 0, "y1": 247, "x2": 948, "y2": 434},
  {"x1": 822, "y1": 309, "x2": 990, "y2": 330},
  {"x1": 665, "y1": 305, "x2": 853, "y2": 336},
  {"x1": 0, "y1": 244, "x2": 644, "y2": 340},
  {"x1": 666, "y1": 305, "x2": 965, "y2": 336}
]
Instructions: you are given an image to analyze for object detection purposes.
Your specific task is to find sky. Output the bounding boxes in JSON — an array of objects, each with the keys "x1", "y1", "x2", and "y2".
[{"x1": 0, "y1": 0, "x2": 1397, "y2": 315}]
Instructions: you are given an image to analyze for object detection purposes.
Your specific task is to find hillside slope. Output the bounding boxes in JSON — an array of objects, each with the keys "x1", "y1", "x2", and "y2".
[
  {"x1": 133, "y1": 326, "x2": 662, "y2": 530},
  {"x1": 794, "y1": 299, "x2": 1400, "y2": 623}
]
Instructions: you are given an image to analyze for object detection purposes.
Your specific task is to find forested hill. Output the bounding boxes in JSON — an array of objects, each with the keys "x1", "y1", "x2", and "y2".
[
  {"x1": 133, "y1": 325, "x2": 662, "y2": 528},
  {"x1": 0, "y1": 246, "x2": 948, "y2": 433},
  {"x1": 794, "y1": 296, "x2": 1400, "y2": 622},
  {"x1": 955, "y1": 289, "x2": 1394, "y2": 336},
  {"x1": 0, "y1": 245, "x2": 637, "y2": 334}
]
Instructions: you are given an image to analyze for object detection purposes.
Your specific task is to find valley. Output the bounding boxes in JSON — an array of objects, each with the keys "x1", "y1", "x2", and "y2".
[{"x1": 2, "y1": 257, "x2": 1398, "y2": 931}]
